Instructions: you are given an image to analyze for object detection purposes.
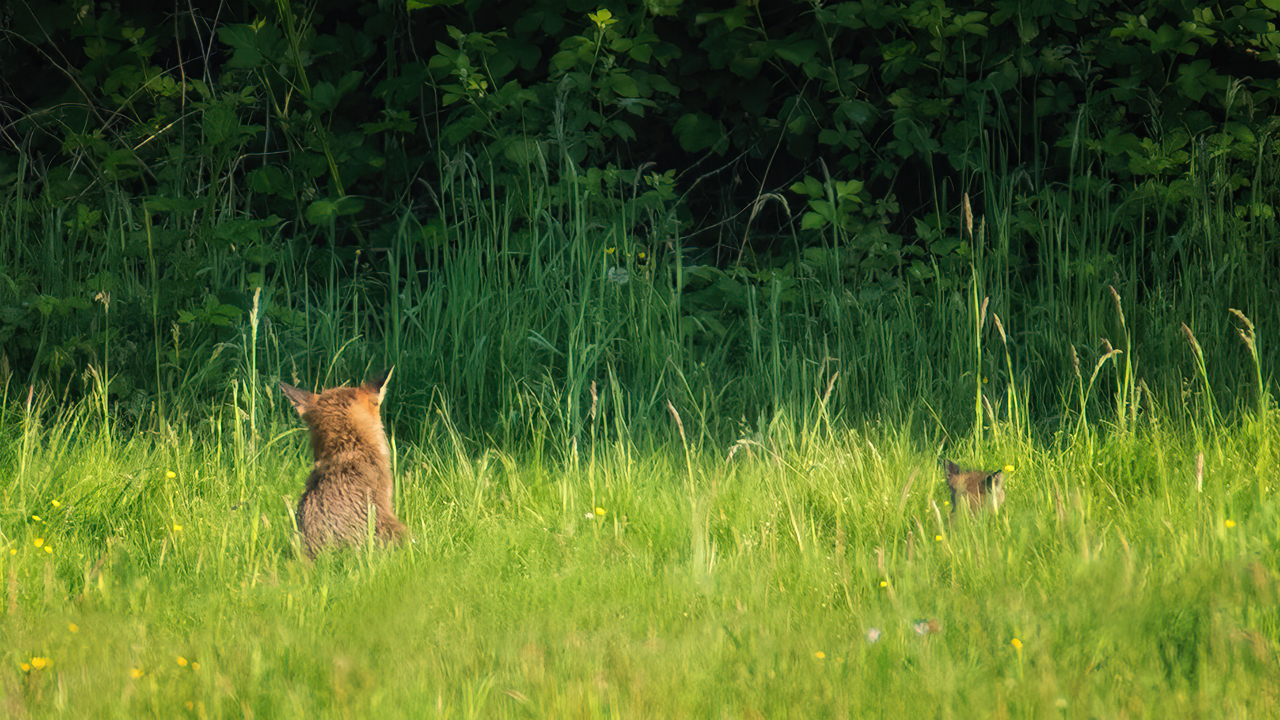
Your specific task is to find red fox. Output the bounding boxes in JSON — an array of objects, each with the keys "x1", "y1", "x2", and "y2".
[
  {"x1": 280, "y1": 368, "x2": 407, "y2": 557},
  {"x1": 944, "y1": 460, "x2": 1005, "y2": 515}
]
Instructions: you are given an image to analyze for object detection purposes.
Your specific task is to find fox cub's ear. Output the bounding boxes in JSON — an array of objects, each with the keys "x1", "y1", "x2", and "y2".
[
  {"x1": 364, "y1": 367, "x2": 394, "y2": 400},
  {"x1": 279, "y1": 383, "x2": 317, "y2": 416}
]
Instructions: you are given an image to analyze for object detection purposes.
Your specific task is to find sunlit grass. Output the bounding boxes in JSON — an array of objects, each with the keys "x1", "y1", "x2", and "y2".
[{"x1": 2, "y1": 382, "x2": 1278, "y2": 718}]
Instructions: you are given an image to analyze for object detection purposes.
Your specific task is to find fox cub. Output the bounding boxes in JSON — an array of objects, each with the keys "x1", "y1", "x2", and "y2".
[
  {"x1": 944, "y1": 460, "x2": 1005, "y2": 515},
  {"x1": 280, "y1": 368, "x2": 407, "y2": 557}
]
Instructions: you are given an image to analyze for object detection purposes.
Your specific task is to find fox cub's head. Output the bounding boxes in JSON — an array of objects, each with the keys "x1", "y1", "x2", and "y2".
[
  {"x1": 944, "y1": 460, "x2": 1005, "y2": 514},
  {"x1": 279, "y1": 368, "x2": 393, "y2": 459}
]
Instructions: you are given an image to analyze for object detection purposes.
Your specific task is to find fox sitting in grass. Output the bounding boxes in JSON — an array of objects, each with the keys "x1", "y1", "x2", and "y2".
[
  {"x1": 944, "y1": 460, "x2": 1006, "y2": 515},
  {"x1": 280, "y1": 368, "x2": 407, "y2": 558}
]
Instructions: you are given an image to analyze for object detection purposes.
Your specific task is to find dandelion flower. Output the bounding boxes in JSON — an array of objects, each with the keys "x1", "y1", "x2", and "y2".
[
  {"x1": 29, "y1": 657, "x2": 50, "y2": 670},
  {"x1": 176, "y1": 656, "x2": 188, "y2": 667},
  {"x1": 51, "y1": 500, "x2": 61, "y2": 508},
  {"x1": 934, "y1": 534, "x2": 943, "y2": 542},
  {"x1": 1225, "y1": 519, "x2": 1237, "y2": 528},
  {"x1": 879, "y1": 580, "x2": 888, "y2": 588},
  {"x1": 33, "y1": 538, "x2": 44, "y2": 548},
  {"x1": 1003, "y1": 465, "x2": 1015, "y2": 473},
  {"x1": 814, "y1": 651, "x2": 826, "y2": 659},
  {"x1": 594, "y1": 507, "x2": 607, "y2": 517},
  {"x1": 1011, "y1": 638, "x2": 1023, "y2": 651},
  {"x1": 68, "y1": 623, "x2": 79, "y2": 633},
  {"x1": 166, "y1": 470, "x2": 176, "y2": 479},
  {"x1": 172, "y1": 524, "x2": 183, "y2": 533},
  {"x1": 20, "y1": 663, "x2": 31, "y2": 672},
  {"x1": 32, "y1": 515, "x2": 42, "y2": 522},
  {"x1": 191, "y1": 662, "x2": 201, "y2": 671},
  {"x1": 44, "y1": 546, "x2": 52, "y2": 554},
  {"x1": 129, "y1": 668, "x2": 144, "y2": 679}
]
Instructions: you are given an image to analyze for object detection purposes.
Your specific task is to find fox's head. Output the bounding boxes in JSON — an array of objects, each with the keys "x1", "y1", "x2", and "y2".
[
  {"x1": 944, "y1": 459, "x2": 1005, "y2": 514},
  {"x1": 280, "y1": 368, "x2": 393, "y2": 461}
]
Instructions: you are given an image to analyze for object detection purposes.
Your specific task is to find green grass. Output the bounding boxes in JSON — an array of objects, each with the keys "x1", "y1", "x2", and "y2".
[
  {"x1": 4, "y1": 83, "x2": 1280, "y2": 716},
  {"x1": 3, "y1": 377, "x2": 1278, "y2": 717}
]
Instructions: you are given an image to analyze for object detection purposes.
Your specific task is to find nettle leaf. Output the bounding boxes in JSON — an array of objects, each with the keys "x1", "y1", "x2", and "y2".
[
  {"x1": 801, "y1": 211, "x2": 830, "y2": 231},
  {"x1": 774, "y1": 40, "x2": 819, "y2": 66},
  {"x1": 674, "y1": 113, "x2": 725, "y2": 152},
  {"x1": 551, "y1": 50, "x2": 580, "y2": 73},
  {"x1": 310, "y1": 81, "x2": 340, "y2": 112},
  {"x1": 304, "y1": 197, "x2": 364, "y2": 226},
  {"x1": 790, "y1": 176, "x2": 825, "y2": 198},
  {"x1": 610, "y1": 73, "x2": 640, "y2": 97},
  {"x1": 218, "y1": 25, "x2": 264, "y2": 68}
]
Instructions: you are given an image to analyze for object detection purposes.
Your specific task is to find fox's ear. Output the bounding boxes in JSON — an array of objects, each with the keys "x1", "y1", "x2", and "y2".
[
  {"x1": 364, "y1": 366, "x2": 394, "y2": 400},
  {"x1": 944, "y1": 459, "x2": 960, "y2": 475},
  {"x1": 279, "y1": 382, "x2": 317, "y2": 416},
  {"x1": 986, "y1": 471, "x2": 1004, "y2": 489}
]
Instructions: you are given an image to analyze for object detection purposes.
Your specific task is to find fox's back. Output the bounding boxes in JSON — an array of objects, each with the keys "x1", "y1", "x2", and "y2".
[{"x1": 281, "y1": 369, "x2": 406, "y2": 557}]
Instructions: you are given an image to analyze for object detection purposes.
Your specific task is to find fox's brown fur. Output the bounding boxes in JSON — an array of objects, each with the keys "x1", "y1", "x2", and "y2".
[
  {"x1": 944, "y1": 460, "x2": 1005, "y2": 515},
  {"x1": 280, "y1": 368, "x2": 407, "y2": 558}
]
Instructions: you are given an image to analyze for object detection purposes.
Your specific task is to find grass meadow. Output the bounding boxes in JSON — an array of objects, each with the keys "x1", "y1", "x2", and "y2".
[
  {"x1": 4, "y1": 138, "x2": 1280, "y2": 716},
  {"x1": 3, "y1": 344, "x2": 1279, "y2": 717}
]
